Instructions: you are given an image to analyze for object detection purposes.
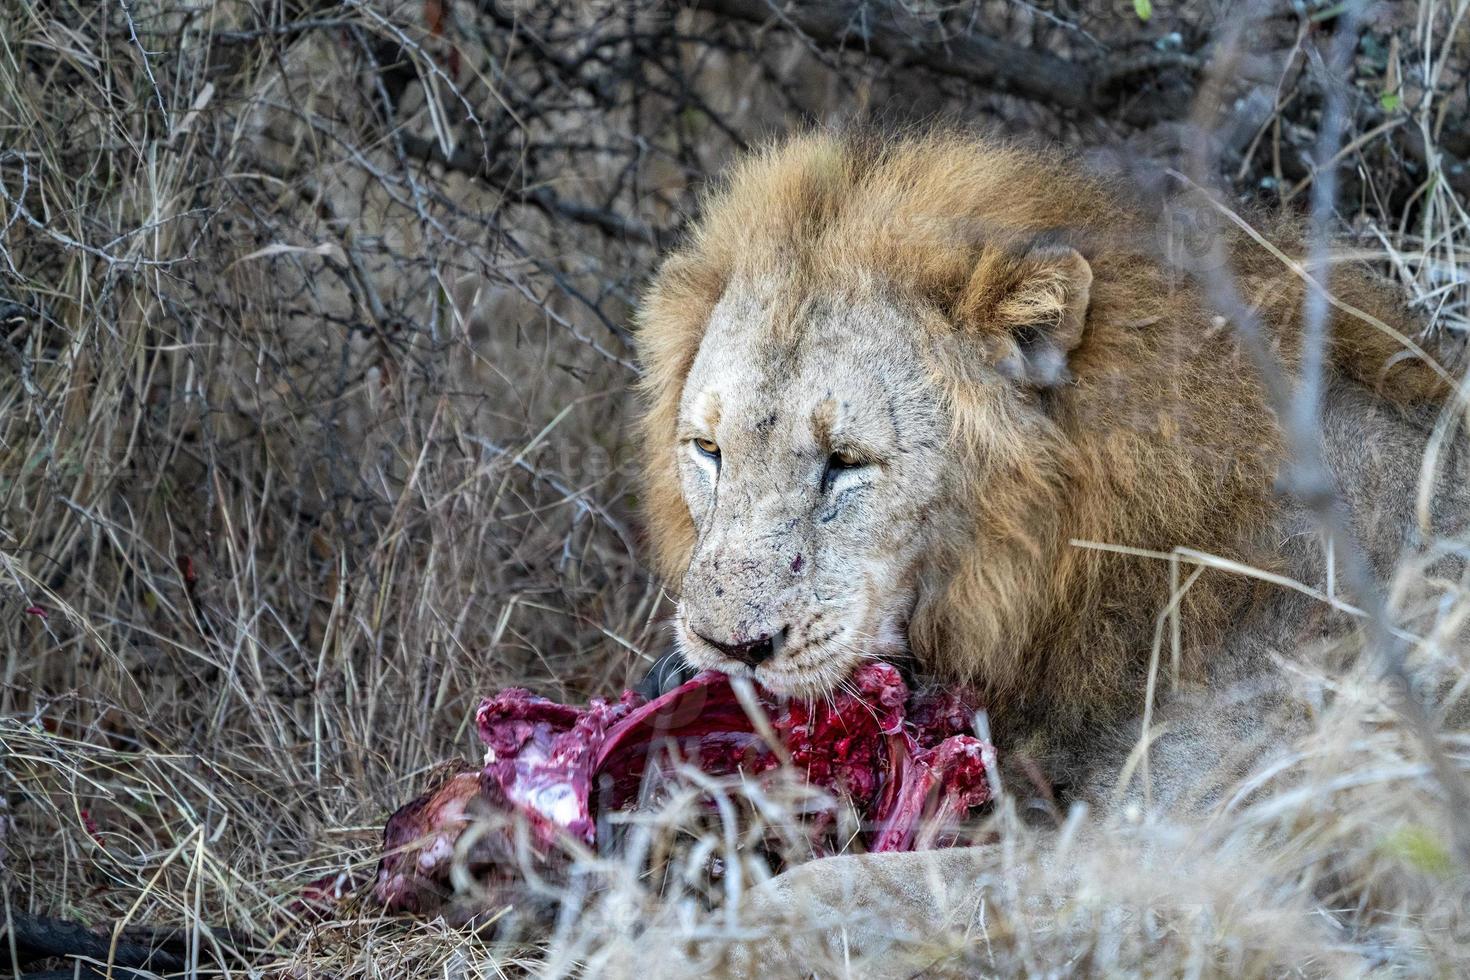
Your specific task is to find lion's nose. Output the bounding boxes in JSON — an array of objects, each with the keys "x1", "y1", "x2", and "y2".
[{"x1": 696, "y1": 626, "x2": 787, "y2": 667}]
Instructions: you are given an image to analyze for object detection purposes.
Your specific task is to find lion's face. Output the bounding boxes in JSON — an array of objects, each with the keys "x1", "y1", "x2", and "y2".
[{"x1": 672, "y1": 282, "x2": 958, "y2": 697}]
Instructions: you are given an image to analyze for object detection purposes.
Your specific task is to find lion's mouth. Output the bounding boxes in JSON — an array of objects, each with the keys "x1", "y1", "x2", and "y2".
[{"x1": 674, "y1": 608, "x2": 912, "y2": 699}]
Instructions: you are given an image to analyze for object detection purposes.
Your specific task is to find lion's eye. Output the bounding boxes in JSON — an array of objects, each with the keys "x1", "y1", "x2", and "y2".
[
  {"x1": 693, "y1": 437, "x2": 720, "y2": 460},
  {"x1": 822, "y1": 449, "x2": 866, "y2": 490}
]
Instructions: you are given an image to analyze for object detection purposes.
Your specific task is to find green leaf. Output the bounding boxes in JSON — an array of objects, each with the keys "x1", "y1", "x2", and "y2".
[
  {"x1": 1133, "y1": 0, "x2": 1153, "y2": 21},
  {"x1": 1380, "y1": 90, "x2": 1402, "y2": 112},
  {"x1": 1382, "y1": 825, "x2": 1452, "y2": 876}
]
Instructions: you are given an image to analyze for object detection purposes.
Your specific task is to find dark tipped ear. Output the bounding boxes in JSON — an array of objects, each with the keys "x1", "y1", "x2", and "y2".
[{"x1": 956, "y1": 236, "x2": 1093, "y2": 388}]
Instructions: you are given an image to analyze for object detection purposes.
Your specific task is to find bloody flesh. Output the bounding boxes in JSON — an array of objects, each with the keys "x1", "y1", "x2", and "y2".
[{"x1": 375, "y1": 662, "x2": 995, "y2": 913}]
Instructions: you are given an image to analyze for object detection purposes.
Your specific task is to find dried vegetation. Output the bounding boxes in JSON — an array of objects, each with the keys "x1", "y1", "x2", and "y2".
[{"x1": 1, "y1": 0, "x2": 1468, "y2": 976}]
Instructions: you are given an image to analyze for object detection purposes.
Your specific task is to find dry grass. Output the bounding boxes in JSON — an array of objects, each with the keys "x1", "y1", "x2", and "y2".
[{"x1": 1, "y1": 0, "x2": 1468, "y2": 977}]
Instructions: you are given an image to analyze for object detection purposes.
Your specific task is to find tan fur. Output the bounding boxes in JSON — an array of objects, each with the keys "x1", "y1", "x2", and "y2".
[{"x1": 635, "y1": 130, "x2": 1452, "y2": 780}]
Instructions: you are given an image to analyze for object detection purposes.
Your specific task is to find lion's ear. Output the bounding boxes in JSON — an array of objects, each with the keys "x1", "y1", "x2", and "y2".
[{"x1": 956, "y1": 238, "x2": 1092, "y2": 389}]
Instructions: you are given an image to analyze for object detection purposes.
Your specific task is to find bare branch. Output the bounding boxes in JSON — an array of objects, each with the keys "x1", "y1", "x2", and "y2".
[{"x1": 692, "y1": 0, "x2": 1098, "y2": 111}]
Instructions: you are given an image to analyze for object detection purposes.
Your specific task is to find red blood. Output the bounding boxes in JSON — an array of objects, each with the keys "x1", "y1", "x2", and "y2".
[
  {"x1": 291, "y1": 870, "x2": 358, "y2": 920},
  {"x1": 79, "y1": 809, "x2": 105, "y2": 848},
  {"x1": 175, "y1": 554, "x2": 197, "y2": 586},
  {"x1": 374, "y1": 662, "x2": 996, "y2": 914}
]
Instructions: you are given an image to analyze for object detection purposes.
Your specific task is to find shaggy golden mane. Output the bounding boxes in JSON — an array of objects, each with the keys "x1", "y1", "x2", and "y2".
[{"x1": 636, "y1": 130, "x2": 1448, "y2": 772}]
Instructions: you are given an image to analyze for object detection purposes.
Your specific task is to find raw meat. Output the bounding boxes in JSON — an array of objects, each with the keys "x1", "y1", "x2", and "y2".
[{"x1": 375, "y1": 662, "x2": 995, "y2": 914}]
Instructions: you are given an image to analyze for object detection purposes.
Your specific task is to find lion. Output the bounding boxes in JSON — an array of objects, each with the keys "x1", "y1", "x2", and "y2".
[{"x1": 629, "y1": 130, "x2": 1466, "y2": 972}]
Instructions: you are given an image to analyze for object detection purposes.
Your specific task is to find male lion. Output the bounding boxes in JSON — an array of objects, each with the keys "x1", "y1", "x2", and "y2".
[{"x1": 630, "y1": 130, "x2": 1466, "y2": 970}]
